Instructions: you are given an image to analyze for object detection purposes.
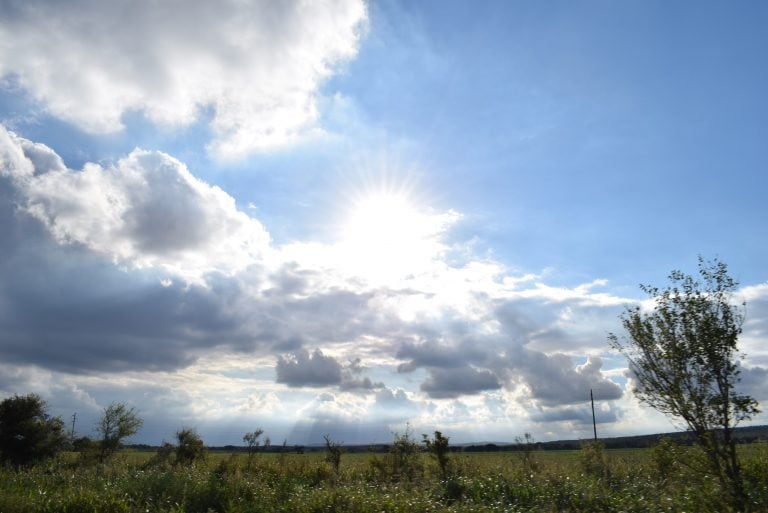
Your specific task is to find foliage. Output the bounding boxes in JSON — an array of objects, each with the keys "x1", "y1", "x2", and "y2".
[
  {"x1": 323, "y1": 434, "x2": 344, "y2": 476},
  {"x1": 391, "y1": 427, "x2": 422, "y2": 481},
  {"x1": 2, "y1": 445, "x2": 768, "y2": 512},
  {"x1": 145, "y1": 441, "x2": 175, "y2": 468},
  {"x1": 0, "y1": 394, "x2": 66, "y2": 466},
  {"x1": 609, "y1": 258, "x2": 758, "y2": 509},
  {"x1": 97, "y1": 402, "x2": 143, "y2": 463},
  {"x1": 422, "y1": 430, "x2": 451, "y2": 480},
  {"x1": 243, "y1": 428, "x2": 264, "y2": 466},
  {"x1": 175, "y1": 428, "x2": 206, "y2": 465},
  {"x1": 579, "y1": 441, "x2": 609, "y2": 479},
  {"x1": 368, "y1": 427, "x2": 424, "y2": 483},
  {"x1": 515, "y1": 432, "x2": 540, "y2": 475},
  {"x1": 650, "y1": 437, "x2": 680, "y2": 483}
]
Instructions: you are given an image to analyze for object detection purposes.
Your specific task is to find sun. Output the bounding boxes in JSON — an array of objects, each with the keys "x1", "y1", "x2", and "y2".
[
  {"x1": 335, "y1": 189, "x2": 459, "y2": 285},
  {"x1": 342, "y1": 192, "x2": 422, "y2": 247}
]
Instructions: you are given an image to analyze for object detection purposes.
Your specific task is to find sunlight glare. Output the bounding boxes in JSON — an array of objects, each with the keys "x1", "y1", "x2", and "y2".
[{"x1": 337, "y1": 190, "x2": 458, "y2": 285}]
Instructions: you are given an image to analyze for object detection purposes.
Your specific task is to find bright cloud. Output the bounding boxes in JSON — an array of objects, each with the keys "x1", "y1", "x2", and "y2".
[
  {"x1": 0, "y1": 127, "x2": 270, "y2": 283},
  {"x1": 0, "y1": 0, "x2": 367, "y2": 158}
]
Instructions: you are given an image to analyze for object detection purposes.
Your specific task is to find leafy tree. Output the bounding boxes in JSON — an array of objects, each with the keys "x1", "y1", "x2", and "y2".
[
  {"x1": 96, "y1": 402, "x2": 143, "y2": 462},
  {"x1": 0, "y1": 394, "x2": 67, "y2": 466},
  {"x1": 175, "y1": 428, "x2": 205, "y2": 464},
  {"x1": 609, "y1": 258, "x2": 758, "y2": 508}
]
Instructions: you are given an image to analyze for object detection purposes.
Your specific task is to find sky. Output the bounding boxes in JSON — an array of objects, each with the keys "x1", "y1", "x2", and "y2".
[{"x1": 0, "y1": 0, "x2": 767, "y2": 446}]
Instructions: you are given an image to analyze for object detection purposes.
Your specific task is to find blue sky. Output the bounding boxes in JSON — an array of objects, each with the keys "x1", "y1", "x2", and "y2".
[{"x1": 0, "y1": 0, "x2": 766, "y2": 445}]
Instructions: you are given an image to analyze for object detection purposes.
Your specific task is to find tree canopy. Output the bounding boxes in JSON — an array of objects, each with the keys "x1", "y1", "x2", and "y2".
[
  {"x1": 97, "y1": 402, "x2": 143, "y2": 462},
  {"x1": 609, "y1": 258, "x2": 758, "y2": 509}
]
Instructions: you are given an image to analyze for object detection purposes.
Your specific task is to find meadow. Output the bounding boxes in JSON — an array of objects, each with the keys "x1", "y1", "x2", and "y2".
[{"x1": 1, "y1": 442, "x2": 767, "y2": 513}]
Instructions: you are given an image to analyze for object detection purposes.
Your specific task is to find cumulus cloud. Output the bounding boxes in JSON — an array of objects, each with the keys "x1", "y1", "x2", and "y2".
[
  {"x1": 509, "y1": 353, "x2": 624, "y2": 406},
  {"x1": 397, "y1": 336, "x2": 623, "y2": 405},
  {"x1": 421, "y1": 366, "x2": 501, "y2": 399},
  {"x1": 530, "y1": 403, "x2": 619, "y2": 425},
  {"x1": 6, "y1": 129, "x2": 766, "y2": 441},
  {"x1": 0, "y1": 0, "x2": 367, "y2": 157},
  {"x1": 276, "y1": 349, "x2": 343, "y2": 387},
  {"x1": 276, "y1": 350, "x2": 385, "y2": 390},
  {"x1": 0, "y1": 127, "x2": 270, "y2": 283}
]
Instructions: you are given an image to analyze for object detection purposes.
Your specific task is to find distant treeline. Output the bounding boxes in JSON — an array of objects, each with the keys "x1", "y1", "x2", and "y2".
[{"x1": 126, "y1": 424, "x2": 768, "y2": 454}]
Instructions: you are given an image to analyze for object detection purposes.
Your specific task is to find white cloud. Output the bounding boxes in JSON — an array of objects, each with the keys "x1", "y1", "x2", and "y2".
[
  {"x1": 0, "y1": 0, "x2": 367, "y2": 158},
  {"x1": 1, "y1": 127, "x2": 271, "y2": 283}
]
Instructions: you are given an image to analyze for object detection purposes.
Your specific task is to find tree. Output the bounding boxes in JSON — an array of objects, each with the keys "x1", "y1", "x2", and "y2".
[
  {"x1": 96, "y1": 402, "x2": 143, "y2": 462},
  {"x1": 608, "y1": 258, "x2": 758, "y2": 508},
  {"x1": 0, "y1": 394, "x2": 67, "y2": 466}
]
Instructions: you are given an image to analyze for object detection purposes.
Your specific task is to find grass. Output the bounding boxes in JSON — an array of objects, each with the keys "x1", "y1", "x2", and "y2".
[{"x1": 1, "y1": 443, "x2": 767, "y2": 512}]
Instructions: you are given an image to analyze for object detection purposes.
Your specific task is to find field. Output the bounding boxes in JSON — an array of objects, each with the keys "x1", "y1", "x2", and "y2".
[{"x1": 1, "y1": 443, "x2": 767, "y2": 513}]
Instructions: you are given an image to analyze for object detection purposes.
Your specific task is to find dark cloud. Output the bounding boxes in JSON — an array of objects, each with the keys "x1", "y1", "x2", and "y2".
[
  {"x1": 339, "y1": 358, "x2": 385, "y2": 391},
  {"x1": 396, "y1": 338, "x2": 493, "y2": 372},
  {"x1": 507, "y1": 353, "x2": 623, "y2": 406},
  {"x1": 738, "y1": 365, "x2": 768, "y2": 403},
  {"x1": 421, "y1": 366, "x2": 501, "y2": 399},
  {"x1": 531, "y1": 404, "x2": 619, "y2": 425},
  {"x1": 275, "y1": 350, "x2": 385, "y2": 391},
  {"x1": 276, "y1": 349, "x2": 342, "y2": 387},
  {"x1": 395, "y1": 309, "x2": 623, "y2": 404}
]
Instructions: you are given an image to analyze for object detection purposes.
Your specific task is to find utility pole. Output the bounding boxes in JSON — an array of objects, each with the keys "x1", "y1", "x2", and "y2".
[
  {"x1": 590, "y1": 389, "x2": 597, "y2": 441},
  {"x1": 71, "y1": 412, "x2": 77, "y2": 438}
]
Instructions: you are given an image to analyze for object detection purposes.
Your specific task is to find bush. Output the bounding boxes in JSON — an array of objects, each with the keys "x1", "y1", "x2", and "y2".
[
  {"x1": 579, "y1": 441, "x2": 609, "y2": 479},
  {"x1": 423, "y1": 430, "x2": 451, "y2": 480},
  {"x1": 175, "y1": 428, "x2": 206, "y2": 465},
  {"x1": 324, "y1": 435, "x2": 344, "y2": 476},
  {"x1": 651, "y1": 436, "x2": 680, "y2": 482},
  {"x1": 0, "y1": 393, "x2": 67, "y2": 466}
]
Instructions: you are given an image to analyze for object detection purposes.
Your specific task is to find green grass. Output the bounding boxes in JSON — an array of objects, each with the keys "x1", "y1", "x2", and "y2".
[{"x1": 1, "y1": 444, "x2": 767, "y2": 512}]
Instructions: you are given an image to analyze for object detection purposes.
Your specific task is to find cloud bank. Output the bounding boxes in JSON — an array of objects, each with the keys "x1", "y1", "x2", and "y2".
[{"x1": 1, "y1": 126, "x2": 766, "y2": 443}]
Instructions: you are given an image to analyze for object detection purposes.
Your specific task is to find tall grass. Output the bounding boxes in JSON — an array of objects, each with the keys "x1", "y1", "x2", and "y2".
[{"x1": 1, "y1": 444, "x2": 766, "y2": 512}]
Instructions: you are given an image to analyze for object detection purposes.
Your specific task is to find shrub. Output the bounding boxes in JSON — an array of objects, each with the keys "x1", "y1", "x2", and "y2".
[
  {"x1": 579, "y1": 441, "x2": 609, "y2": 479},
  {"x1": 651, "y1": 436, "x2": 680, "y2": 482},
  {"x1": 515, "y1": 432, "x2": 540, "y2": 475},
  {"x1": 423, "y1": 430, "x2": 451, "y2": 480},
  {"x1": 0, "y1": 393, "x2": 67, "y2": 466},
  {"x1": 324, "y1": 435, "x2": 343, "y2": 476},
  {"x1": 175, "y1": 428, "x2": 206, "y2": 465}
]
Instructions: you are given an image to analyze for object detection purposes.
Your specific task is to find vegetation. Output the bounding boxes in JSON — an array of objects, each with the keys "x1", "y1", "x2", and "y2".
[
  {"x1": 97, "y1": 402, "x2": 144, "y2": 463},
  {"x1": 243, "y1": 428, "x2": 264, "y2": 467},
  {"x1": 609, "y1": 258, "x2": 759, "y2": 509},
  {"x1": 0, "y1": 441, "x2": 766, "y2": 512},
  {"x1": 0, "y1": 394, "x2": 66, "y2": 467},
  {"x1": 423, "y1": 430, "x2": 451, "y2": 480},
  {"x1": 175, "y1": 428, "x2": 207, "y2": 465},
  {"x1": 324, "y1": 434, "x2": 344, "y2": 476},
  {"x1": 2, "y1": 258, "x2": 765, "y2": 511}
]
